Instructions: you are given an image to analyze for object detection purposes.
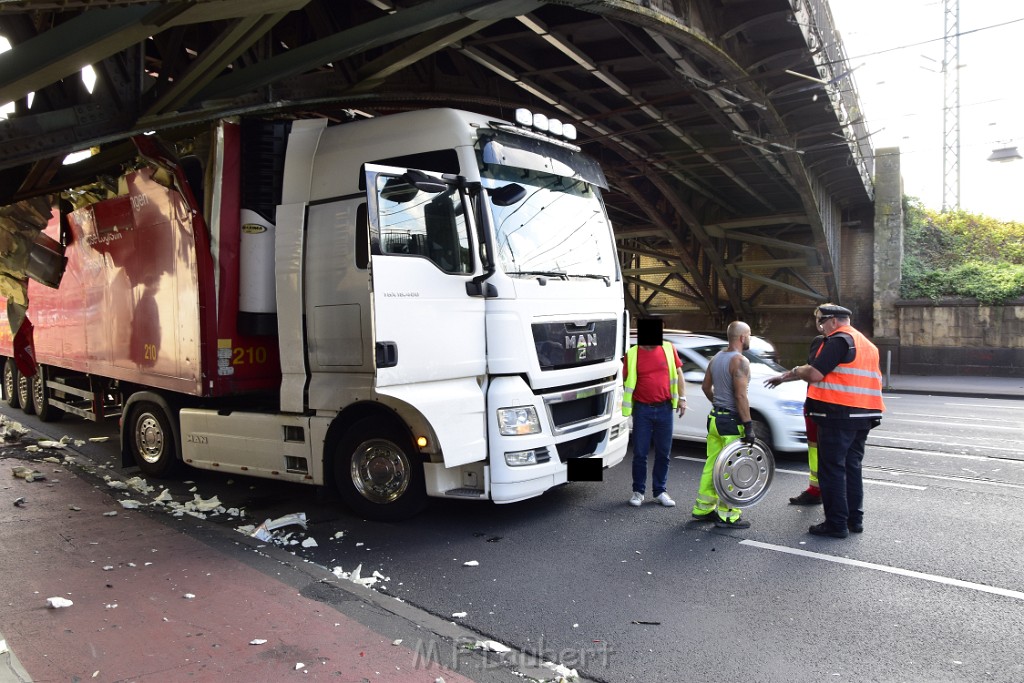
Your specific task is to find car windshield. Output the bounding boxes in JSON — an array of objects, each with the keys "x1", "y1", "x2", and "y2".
[
  {"x1": 483, "y1": 171, "x2": 617, "y2": 280},
  {"x1": 683, "y1": 342, "x2": 786, "y2": 374}
]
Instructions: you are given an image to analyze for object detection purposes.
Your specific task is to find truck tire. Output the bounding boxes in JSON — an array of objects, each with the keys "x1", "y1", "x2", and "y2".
[
  {"x1": 31, "y1": 366, "x2": 65, "y2": 422},
  {"x1": 3, "y1": 360, "x2": 20, "y2": 409},
  {"x1": 334, "y1": 416, "x2": 427, "y2": 521},
  {"x1": 17, "y1": 372, "x2": 35, "y2": 415},
  {"x1": 127, "y1": 401, "x2": 180, "y2": 478}
]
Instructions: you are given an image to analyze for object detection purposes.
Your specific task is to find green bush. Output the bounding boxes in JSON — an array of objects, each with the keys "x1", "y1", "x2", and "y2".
[{"x1": 900, "y1": 199, "x2": 1024, "y2": 304}]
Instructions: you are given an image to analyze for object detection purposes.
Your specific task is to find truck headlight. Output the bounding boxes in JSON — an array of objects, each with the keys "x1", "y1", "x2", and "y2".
[
  {"x1": 778, "y1": 400, "x2": 805, "y2": 416},
  {"x1": 497, "y1": 406, "x2": 541, "y2": 435}
]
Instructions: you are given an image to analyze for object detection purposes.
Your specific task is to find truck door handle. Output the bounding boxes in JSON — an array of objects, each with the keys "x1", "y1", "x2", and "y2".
[{"x1": 375, "y1": 341, "x2": 398, "y2": 368}]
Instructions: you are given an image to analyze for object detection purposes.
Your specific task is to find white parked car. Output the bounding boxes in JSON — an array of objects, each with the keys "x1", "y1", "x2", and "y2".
[{"x1": 628, "y1": 330, "x2": 807, "y2": 455}]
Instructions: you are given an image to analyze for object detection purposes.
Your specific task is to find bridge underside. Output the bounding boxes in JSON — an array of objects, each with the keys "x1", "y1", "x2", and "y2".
[{"x1": 0, "y1": 0, "x2": 875, "y2": 324}]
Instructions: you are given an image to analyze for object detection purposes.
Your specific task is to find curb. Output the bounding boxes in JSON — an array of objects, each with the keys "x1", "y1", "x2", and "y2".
[{"x1": 0, "y1": 632, "x2": 31, "y2": 683}]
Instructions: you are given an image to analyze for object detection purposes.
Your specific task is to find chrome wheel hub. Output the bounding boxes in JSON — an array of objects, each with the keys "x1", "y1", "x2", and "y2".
[{"x1": 350, "y1": 439, "x2": 410, "y2": 504}]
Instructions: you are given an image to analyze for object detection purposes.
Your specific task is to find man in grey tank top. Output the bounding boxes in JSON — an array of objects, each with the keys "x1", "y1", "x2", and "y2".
[{"x1": 690, "y1": 321, "x2": 756, "y2": 528}]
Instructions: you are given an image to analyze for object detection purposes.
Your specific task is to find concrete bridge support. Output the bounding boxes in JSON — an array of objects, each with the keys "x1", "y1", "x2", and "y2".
[{"x1": 873, "y1": 147, "x2": 904, "y2": 376}]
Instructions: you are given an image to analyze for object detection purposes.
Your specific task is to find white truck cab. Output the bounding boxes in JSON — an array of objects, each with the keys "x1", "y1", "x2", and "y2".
[{"x1": 180, "y1": 108, "x2": 629, "y2": 519}]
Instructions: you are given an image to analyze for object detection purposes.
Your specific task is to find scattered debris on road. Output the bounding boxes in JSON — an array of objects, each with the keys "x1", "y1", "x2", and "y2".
[
  {"x1": 241, "y1": 511, "x2": 307, "y2": 543},
  {"x1": 331, "y1": 563, "x2": 388, "y2": 588},
  {"x1": 11, "y1": 465, "x2": 45, "y2": 481}
]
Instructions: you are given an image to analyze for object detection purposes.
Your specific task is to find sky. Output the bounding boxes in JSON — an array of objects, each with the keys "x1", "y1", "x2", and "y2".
[{"x1": 827, "y1": 0, "x2": 1024, "y2": 222}]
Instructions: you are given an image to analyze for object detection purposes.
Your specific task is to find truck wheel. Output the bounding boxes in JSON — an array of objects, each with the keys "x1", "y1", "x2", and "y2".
[
  {"x1": 17, "y1": 373, "x2": 35, "y2": 415},
  {"x1": 334, "y1": 417, "x2": 427, "y2": 521},
  {"x1": 2, "y1": 360, "x2": 20, "y2": 409},
  {"x1": 128, "y1": 401, "x2": 180, "y2": 478},
  {"x1": 31, "y1": 366, "x2": 65, "y2": 422}
]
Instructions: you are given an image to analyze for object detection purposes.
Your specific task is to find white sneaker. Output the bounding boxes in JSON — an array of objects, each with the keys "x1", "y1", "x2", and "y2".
[
  {"x1": 629, "y1": 492, "x2": 644, "y2": 507},
  {"x1": 654, "y1": 492, "x2": 676, "y2": 507}
]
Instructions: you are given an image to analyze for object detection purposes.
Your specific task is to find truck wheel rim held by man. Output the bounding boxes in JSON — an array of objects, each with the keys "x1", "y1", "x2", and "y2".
[{"x1": 712, "y1": 438, "x2": 775, "y2": 507}]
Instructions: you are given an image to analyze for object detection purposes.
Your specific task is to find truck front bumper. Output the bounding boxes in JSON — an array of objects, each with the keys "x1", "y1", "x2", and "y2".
[{"x1": 489, "y1": 416, "x2": 629, "y2": 504}]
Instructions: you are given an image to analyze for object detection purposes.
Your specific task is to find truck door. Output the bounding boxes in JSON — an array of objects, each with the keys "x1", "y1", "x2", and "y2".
[{"x1": 364, "y1": 165, "x2": 486, "y2": 467}]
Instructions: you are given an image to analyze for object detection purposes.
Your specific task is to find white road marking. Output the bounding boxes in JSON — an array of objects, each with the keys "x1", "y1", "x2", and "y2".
[
  {"x1": 867, "y1": 444, "x2": 1006, "y2": 461},
  {"x1": 889, "y1": 411, "x2": 1022, "y2": 422},
  {"x1": 870, "y1": 436, "x2": 1024, "y2": 456},
  {"x1": 865, "y1": 469, "x2": 1024, "y2": 491},
  {"x1": 674, "y1": 457, "x2": 928, "y2": 490},
  {"x1": 774, "y1": 465, "x2": 928, "y2": 490},
  {"x1": 679, "y1": 455, "x2": 1024, "y2": 490},
  {"x1": 881, "y1": 417, "x2": 1022, "y2": 431},
  {"x1": 943, "y1": 402, "x2": 1024, "y2": 411},
  {"x1": 740, "y1": 540, "x2": 1024, "y2": 602},
  {"x1": 853, "y1": 478, "x2": 927, "y2": 490}
]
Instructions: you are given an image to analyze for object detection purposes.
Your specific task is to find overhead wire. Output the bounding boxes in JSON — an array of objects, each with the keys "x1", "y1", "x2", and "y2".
[{"x1": 837, "y1": 15, "x2": 1024, "y2": 63}]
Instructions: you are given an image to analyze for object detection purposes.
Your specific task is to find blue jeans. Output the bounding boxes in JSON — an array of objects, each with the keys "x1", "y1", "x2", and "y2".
[
  {"x1": 817, "y1": 424, "x2": 868, "y2": 529},
  {"x1": 630, "y1": 402, "x2": 674, "y2": 496}
]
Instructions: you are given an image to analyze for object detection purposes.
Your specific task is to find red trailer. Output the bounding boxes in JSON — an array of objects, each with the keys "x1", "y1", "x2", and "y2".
[{"x1": 1, "y1": 125, "x2": 280, "y2": 425}]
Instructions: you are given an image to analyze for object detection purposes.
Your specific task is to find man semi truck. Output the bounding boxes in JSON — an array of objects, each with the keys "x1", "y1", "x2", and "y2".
[{"x1": 0, "y1": 108, "x2": 629, "y2": 520}]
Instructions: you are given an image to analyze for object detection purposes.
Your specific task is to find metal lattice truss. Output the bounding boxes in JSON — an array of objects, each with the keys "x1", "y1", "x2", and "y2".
[{"x1": 0, "y1": 0, "x2": 875, "y2": 317}]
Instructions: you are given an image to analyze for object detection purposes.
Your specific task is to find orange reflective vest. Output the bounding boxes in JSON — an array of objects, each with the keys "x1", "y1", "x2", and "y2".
[
  {"x1": 807, "y1": 324, "x2": 885, "y2": 414},
  {"x1": 622, "y1": 343, "x2": 679, "y2": 417}
]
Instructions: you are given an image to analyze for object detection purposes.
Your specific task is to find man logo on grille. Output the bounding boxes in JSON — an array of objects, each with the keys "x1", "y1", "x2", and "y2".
[{"x1": 566, "y1": 333, "x2": 597, "y2": 362}]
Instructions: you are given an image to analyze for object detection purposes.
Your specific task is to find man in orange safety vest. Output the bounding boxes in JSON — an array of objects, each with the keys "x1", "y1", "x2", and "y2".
[{"x1": 764, "y1": 304, "x2": 885, "y2": 538}]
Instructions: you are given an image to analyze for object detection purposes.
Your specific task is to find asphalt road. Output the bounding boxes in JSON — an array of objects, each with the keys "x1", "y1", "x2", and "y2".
[{"x1": 3, "y1": 391, "x2": 1023, "y2": 682}]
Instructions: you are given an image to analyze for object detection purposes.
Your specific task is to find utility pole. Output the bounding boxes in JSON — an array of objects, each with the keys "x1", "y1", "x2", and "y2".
[{"x1": 941, "y1": 0, "x2": 960, "y2": 212}]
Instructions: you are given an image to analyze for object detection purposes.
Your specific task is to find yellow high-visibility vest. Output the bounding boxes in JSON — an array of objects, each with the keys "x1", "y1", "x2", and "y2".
[{"x1": 622, "y1": 342, "x2": 678, "y2": 417}]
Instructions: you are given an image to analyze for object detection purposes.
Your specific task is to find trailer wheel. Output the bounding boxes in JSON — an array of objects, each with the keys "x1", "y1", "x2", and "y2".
[
  {"x1": 31, "y1": 366, "x2": 65, "y2": 422},
  {"x1": 334, "y1": 417, "x2": 427, "y2": 521},
  {"x1": 17, "y1": 372, "x2": 35, "y2": 415},
  {"x1": 128, "y1": 401, "x2": 180, "y2": 478},
  {"x1": 2, "y1": 360, "x2": 20, "y2": 409}
]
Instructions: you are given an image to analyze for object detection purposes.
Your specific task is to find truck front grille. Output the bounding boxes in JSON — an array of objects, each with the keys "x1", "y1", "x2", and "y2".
[
  {"x1": 550, "y1": 394, "x2": 608, "y2": 430},
  {"x1": 556, "y1": 432, "x2": 605, "y2": 462},
  {"x1": 542, "y1": 379, "x2": 617, "y2": 436}
]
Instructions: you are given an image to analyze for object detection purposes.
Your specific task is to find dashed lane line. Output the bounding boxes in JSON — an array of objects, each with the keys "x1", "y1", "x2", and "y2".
[{"x1": 740, "y1": 540, "x2": 1024, "y2": 602}]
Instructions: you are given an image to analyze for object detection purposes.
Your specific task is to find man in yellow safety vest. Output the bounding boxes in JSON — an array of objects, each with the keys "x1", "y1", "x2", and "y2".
[
  {"x1": 622, "y1": 318, "x2": 686, "y2": 507},
  {"x1": 691, "y1": 320, "x2": 755, "y2": 528}
]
